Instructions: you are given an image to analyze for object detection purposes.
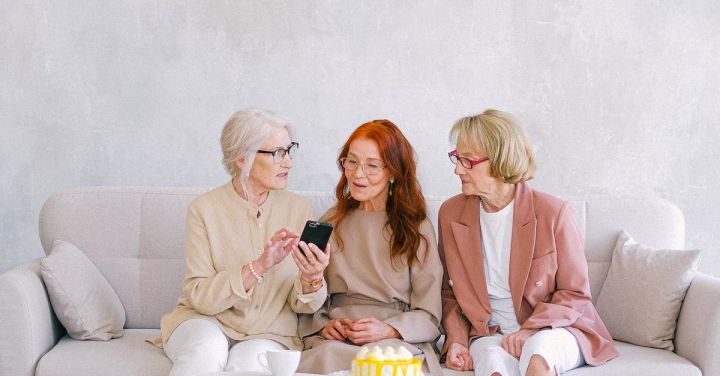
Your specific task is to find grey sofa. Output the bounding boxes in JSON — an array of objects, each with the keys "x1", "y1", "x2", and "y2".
[{"x1": 1, "y1": 187, "x2": 718, "y2": 376}]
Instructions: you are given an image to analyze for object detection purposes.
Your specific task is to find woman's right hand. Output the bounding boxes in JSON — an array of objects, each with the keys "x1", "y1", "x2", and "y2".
[
  {"x1": 320, "y1": 318, "x2": 352, "y2": 341},
  {"x1": 257, "y1": 227, "x2": 300, "y2": 271},
  {"x1": 445, "y1": 342, "x2": 473, "y2": 371}
]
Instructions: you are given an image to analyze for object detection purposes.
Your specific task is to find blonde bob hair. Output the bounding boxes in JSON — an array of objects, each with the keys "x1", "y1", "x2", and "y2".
[
  {"x1": 220, "y1": 108, "x2": 296, "y2": 188},
  {"x1": 449, "y1": 109, "x2": 535, "y2": 184}
]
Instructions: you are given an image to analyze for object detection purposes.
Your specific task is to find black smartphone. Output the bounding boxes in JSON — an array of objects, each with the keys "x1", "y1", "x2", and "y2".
[{"x1": 299, "y1": 220, "x2": 333, "y2": 253}]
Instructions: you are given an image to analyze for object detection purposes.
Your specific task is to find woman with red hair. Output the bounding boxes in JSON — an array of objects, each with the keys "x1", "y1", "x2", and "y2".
[{"x1": 297, "y1": 120, "x2": 443, "y2": 374}]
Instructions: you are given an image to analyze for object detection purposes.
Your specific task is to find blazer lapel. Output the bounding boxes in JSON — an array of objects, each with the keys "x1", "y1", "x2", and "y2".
[
  {"x1": 450, "y1": 195, "x2": 491, "y2": 313},
  {"x1": 509, "y1": 183, "x2": 537, "y2": 317}
]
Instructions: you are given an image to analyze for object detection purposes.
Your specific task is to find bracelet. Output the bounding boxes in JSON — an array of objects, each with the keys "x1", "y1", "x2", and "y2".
[
  {"x1": 248, "y1": 261, "x2": 264, "y2": 284},
  {"x1": 300, "y1": 275, "x2": 324, "y2": 289}
]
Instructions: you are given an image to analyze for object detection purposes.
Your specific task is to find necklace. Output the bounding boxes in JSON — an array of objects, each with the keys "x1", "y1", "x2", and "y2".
[
  {"x1": 234, "y1": 180, "x2": 263, "y2": 218},
  {"x1": 480, "y1": 196, "x2": 514, "y2": 213}
]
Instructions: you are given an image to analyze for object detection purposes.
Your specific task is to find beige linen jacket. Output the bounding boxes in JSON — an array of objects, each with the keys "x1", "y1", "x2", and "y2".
[{"x1": 152, "y1": 182, "x2": 327, "y2": 350}]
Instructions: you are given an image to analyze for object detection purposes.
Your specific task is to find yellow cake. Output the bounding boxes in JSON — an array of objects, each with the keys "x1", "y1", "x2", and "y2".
[{"x1": 351, "y1": 346, "x2": 423, "y2": 376}]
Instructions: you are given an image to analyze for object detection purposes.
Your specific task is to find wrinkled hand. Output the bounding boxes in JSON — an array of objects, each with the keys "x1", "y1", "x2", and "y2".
[
  {"x1": 346, "y1": 317, "x2": 400, "y2": 345},
  {"x1": 320, "y1": 318, "x2": 353, "y2": 341},
  {"x1": 291, "y1": 241, "x2": 331, "y2": 281},
  {"x1": 445, "y1": 342, "x2": 473, "y2": 371},
  {"x1": 258, "y1": 228, "x2": 300, "y2": 270},
  {"x1": 502, "y1": 328, "x2": 539, "y2": 358}
]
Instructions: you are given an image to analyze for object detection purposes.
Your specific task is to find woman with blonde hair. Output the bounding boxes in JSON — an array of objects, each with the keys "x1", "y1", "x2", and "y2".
[
  {"x1": 439, "y1": 109, "x2": 617, "y2": 376},
  {"x1": 298, "y1": 119, "x2": 443, "y2": 374},
  {"x1": 152, "y1": 108, "x2": 330, "y2": 376}
]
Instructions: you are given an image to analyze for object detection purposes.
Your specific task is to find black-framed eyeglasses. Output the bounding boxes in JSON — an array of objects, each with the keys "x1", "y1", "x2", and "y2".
[
  {"x1": 448, "y1": 150, "x2": 489, "y2": 169},
  {"x1": 340, "y1": 157, "x2": 386, "y2": 175},
  {"x1": 257, "y1": 142, "x2": 299, "y2": 164}
]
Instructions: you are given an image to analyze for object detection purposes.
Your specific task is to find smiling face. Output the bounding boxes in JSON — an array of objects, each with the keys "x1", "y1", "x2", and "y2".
[
  {"x1": 345, "y1": 138, "x2": 392, "y2": 211},
  {"x1": 246, "y1": 126, "x2": 293, "y2": 193},
  {"x1": 454, "y1": 137, "x2": 500, "y2": 196}
]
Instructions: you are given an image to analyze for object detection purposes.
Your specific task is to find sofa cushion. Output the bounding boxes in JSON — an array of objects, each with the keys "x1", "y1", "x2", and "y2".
[
  {"x1": 39, "y1": 188, "x2": 202, "y2": 329},
  {"x1": 562, "y1": 341, "x2": 700, "y2": 375},
  {"x1": 36, "y1": 329, "x2": 171, "y2": 376},
  {"x1": 595, "y1": 231, "x2": 701, "y2": 351},
  {"x1": 40, "y1": 240, "x2": 126, "y2": 340},
  {"x1": 437, "y1": 341, "x2": 699, "y2": 376}
]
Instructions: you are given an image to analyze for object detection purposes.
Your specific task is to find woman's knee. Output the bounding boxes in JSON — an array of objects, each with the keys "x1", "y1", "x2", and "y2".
[
  {"x1": 522, "y1": 355, "x2": 553, "y2": 376},
  {"x1": 519, "y1": 328, "x2": 582, "y2": 376},
  {"x1": 470, "y1": 349, "x2": 520, "y2": 376},
  {"x1": 165, "y1": 319, "x2": 229, "y2": 365}
]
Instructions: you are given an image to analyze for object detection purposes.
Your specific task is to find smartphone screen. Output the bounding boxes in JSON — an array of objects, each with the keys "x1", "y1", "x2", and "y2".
[{"x1": 299, "y1": 220, "x2": 333, "y2": 252}]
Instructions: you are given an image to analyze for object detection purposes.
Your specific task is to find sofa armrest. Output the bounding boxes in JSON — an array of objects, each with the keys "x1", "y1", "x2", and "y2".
[
  {"x1": 0, "y1": 259, "x2": 65, "y2": 376},
  {"x1": 675, "y1": 272, "x2": 720, "y2": 376}
]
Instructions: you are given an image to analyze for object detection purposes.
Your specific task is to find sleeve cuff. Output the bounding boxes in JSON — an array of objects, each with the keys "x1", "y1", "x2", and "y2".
[
  {"x1": 385, "y1": 316, "x2": 412, "y2": 341},
  {"x1": 229, "y1": 270, "x2": 253, "y2": 300},
  {"x1": 293, "y1": 276, "x2": 327, "y2": 304},
  {"x1": 385, "y1": 314, "x2": 441, "y2": 344}
]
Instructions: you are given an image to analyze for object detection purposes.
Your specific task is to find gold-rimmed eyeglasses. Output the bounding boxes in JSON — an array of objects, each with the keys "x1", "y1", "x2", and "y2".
[{"x1": 340, "y1": 157, "x2": 386, "y2": 175}]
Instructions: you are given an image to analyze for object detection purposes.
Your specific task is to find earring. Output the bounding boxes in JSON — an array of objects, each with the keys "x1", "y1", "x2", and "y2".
[{"x1": 389, "y1": 179, "x2": 394, "y2": 196}]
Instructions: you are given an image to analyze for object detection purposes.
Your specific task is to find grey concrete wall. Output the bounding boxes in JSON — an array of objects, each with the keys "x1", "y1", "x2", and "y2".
[{"x1": 2, "y1": 1, "x2": 719, "y2": 276}]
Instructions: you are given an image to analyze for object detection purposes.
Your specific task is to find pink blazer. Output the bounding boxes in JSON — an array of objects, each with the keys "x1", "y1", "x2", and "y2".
[{"x1": 438, "y1": 183, "x2": 618, "y2": 366}]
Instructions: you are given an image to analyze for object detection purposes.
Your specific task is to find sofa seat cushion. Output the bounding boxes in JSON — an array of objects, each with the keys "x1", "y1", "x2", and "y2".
[
  {"x1": 562, "y1": 341, "x2": 700, "y2": 376},
  {"x1": 36, "y1": 329, "x2": 170, "y2": 376},
  {"x1": 438, "y1": 341, "x2": 699, "y2": 376}
]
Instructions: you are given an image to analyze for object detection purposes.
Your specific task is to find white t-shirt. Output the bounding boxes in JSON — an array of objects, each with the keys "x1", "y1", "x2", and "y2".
[{"x1": 480, "y1": 200, "x2": 521, "y2": 334}]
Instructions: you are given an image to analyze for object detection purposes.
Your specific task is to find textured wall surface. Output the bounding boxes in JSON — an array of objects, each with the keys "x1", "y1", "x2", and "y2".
[{"x1": 2, "y1": 1, "x2": 719, "y2": 276}]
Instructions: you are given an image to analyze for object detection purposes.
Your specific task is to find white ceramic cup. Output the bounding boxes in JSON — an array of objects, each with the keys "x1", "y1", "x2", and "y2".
[{"x1": 257, "y1": 349, "x2": 301, "y2": 376}]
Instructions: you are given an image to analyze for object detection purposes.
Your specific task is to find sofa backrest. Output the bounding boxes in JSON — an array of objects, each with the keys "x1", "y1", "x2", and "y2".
[{"x1": 39, "y1": 187, "x2": 685, "y2": 329}]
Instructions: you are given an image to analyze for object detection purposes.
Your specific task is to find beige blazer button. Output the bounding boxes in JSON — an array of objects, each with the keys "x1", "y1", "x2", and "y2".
[
  {"x1": 449, "y1": 279, "x2": 454, "y2": 287},
  {"x1": 535, "y1": 280, "x2": 543, "y2": 287}
]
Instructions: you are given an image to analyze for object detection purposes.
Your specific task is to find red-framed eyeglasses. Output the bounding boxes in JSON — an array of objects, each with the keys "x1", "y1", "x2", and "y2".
[{"x1": 448, "y1": 150, "x2": 489, "y2": 169}]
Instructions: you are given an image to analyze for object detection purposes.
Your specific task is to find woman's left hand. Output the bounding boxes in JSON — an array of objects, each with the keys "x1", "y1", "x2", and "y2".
[
  {"x1": 345, "y1": 317, "x2": 400, "y2": 345},
  {"x1": 291, "y1": 241, "x2": 330, "y2": 281},
  {"x1": 502, "y1": 328, "x2": 539, "y2": 358}
]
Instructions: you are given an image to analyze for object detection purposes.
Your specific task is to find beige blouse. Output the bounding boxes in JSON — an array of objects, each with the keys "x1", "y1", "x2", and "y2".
[
  {"x1": 154, "y1": 181, "x2": 327, "y2": 350},
  {"x1": 300, "y1": 209, "x2": 443, "y2": 343}
]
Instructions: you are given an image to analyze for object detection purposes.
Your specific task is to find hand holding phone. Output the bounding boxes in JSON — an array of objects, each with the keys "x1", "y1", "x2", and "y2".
[
  {"x1": 294, "y1": 221, "x2": 333, "y2": 287},
  {"x1": 299, "y1": 220, "x2": 333, "y2": 252}
]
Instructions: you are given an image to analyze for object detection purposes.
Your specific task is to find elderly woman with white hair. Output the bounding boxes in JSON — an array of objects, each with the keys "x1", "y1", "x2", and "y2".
[{"x1": 151, "y1": 108, "x2": 330, "y2": 376}]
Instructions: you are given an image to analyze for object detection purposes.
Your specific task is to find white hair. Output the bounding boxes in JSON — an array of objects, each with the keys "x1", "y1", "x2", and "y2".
[{"x1": 220, "y1": 108, "x2": 296, "y2": 191}]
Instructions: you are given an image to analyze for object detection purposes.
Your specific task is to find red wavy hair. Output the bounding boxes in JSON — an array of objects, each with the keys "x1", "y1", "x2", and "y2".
[{"x1": 327, "y1": 119, "x2": 429, "y2": 268}]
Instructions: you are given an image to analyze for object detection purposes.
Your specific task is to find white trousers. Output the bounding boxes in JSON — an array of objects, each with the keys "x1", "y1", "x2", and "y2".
[
  {"x1": 469, "y1": 328, "x2": 585, "y2": 376},
  {"x1": 164, "y1": 318, "x2": 285, "y2": 376}
]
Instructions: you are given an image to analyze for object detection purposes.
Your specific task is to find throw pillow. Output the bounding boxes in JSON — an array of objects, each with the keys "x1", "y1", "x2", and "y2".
[
  {"x1": 40, "y1": 240, "x2": 126, "y2": 340},
  {"x1": 595, "y1": 230, "x2": 701, "y2": 351}
]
